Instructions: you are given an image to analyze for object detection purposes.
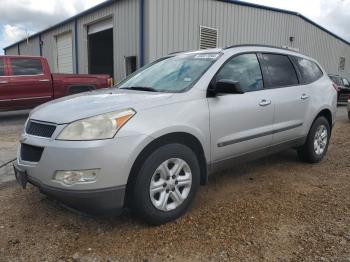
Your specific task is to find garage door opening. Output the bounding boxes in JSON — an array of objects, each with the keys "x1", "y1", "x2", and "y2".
[{"x1": 88, "y1": 19, "x2": 114, "y2": 78}]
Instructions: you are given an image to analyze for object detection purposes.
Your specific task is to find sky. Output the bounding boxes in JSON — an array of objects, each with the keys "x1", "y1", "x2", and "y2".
[{"x1": 0, "y1": 0, "x2": 349, "y2": 54}]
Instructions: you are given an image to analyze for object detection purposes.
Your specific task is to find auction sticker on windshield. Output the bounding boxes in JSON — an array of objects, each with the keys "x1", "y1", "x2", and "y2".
[{"x1": 194, "y1": 54, "x2": 220, "y2": 59}]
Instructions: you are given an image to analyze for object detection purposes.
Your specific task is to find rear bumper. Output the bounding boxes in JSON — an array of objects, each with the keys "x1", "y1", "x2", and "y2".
[{"x1": 27, "y1": 173, "x2": 125, "y2": 215}]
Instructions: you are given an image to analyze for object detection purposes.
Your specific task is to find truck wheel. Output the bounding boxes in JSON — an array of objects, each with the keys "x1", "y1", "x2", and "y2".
[
  {"x1": 130, "y1": 143, "x2": 200, "y2": 225},
  {"x1": 297, "y1": 116, "x2": 330, "y2": 163}
]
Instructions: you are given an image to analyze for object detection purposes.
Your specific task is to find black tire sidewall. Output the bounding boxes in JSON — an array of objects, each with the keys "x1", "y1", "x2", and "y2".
[
  {"x1": 305, "y1": 116, "x2": 331, "y2": 163},
  {"x1": 131, "y1": 143, "x2": 200, "y2": 225}
]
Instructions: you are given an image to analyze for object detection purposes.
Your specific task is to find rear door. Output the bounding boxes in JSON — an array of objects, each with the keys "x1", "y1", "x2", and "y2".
[
  {"x1": 9, "y1": 57, "x2": 52, "y2": 109},
  {"x1": 259, "y1": 53, "x2": 308, "y2": 144},
  {"x1": 208, "y1": 53, "x2": 274, "y2": 163},
  {"x1": 0, "y1": 57, "x2": 12, "y2": 110}
]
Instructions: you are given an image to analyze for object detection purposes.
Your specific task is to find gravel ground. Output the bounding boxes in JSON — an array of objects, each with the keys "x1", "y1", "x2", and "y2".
[
  {"x1": 0, "y1": 108, "x2": 349, "y2": 261},
  {"x1": 0, "y1": 110, "x2": 28, "y2": 184}
]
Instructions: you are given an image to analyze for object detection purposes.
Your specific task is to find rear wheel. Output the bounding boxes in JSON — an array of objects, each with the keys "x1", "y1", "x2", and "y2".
[
  {"x1": 298, "y1": 116, "x2": 330, "y2": 163},
  {"x1": 129, "y1": 143, "x2": 200, "y2": 225}
]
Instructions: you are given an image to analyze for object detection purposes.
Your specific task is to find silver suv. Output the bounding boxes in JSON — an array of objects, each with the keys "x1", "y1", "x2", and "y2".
[{"x1": 14, "y1": 45, "x2": 337, "y2": 224}]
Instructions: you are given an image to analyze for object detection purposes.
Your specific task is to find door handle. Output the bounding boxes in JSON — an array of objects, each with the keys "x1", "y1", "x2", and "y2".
[
  {"x1": 301, "y1": 94, "x2": 309, "y2": 100},
  {"x1": 0, "y1": 81, "x2": 8, "y2": 84},
  {"x1": 38, "y1": 79, "x2": 50, "y2": 82},
  {"x1": 259, "y1": 99, "x2": 271, "y2": 106}
]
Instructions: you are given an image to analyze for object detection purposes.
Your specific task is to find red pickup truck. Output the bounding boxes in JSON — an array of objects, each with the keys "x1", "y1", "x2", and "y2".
[{"x1": 0, "y1": 55, "x2": 112, "y2": 111}]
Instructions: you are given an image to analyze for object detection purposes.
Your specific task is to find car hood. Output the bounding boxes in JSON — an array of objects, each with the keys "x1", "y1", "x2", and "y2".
[{"x1": 30, "y1": 89, "x2": 174, "y2": 124}]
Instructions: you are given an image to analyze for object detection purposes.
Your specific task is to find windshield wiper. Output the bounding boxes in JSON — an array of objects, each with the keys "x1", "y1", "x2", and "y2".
[{"x1": 122, "y1": 86, "x2": 158, "y2": 92}]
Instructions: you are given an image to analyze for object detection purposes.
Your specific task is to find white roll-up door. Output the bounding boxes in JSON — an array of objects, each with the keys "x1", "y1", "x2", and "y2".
[
  {"x1": 56, "y1": 32, "x2": 73, "y2": 73},
  {"x1": 88, "y1": 18, "x2": 113, "y2": 35}
]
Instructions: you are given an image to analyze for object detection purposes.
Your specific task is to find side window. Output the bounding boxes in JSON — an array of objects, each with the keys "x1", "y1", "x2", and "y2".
[
  {"x1": 0, "y1": 59, "x2": 4, "y2": 76},
  {"x1": 10, "y1": 58, "x2": 43, "y2": 76},
  {"x1": 262, "y1": 54, "x2": 299, "y2": 88},
  {"x1": 216, "y1": 53, "x2": 263, "y2": 92},
  {"x1": 294, "y1": 57, "x2": 323, "y2": 84},
  {"x1": 342, "y1": 78, "x2": 350, "y2": 87}
]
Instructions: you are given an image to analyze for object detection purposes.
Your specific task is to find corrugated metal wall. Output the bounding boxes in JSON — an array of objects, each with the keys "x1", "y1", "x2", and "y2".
[
  {"x1": 4, "y1": 46, "x2": 18, "y2": 55},
  {"x1": 77, "y1": 0, "x2": 139, "y2": 81},
  {"x1": 4, "y1": 0, "x2": 350, "y2": 79},
  {"x1": 3, "y1": 0, "x2": 138, "y2": 81},
  {"x1": 41, "y1": 22, "x2": 75, "y2": 73},
  {"x1": 18, "y1": 36, "x2": 40, "y2": 56},
  {"x1": 145, "y1": 0, "x2": 350, "y2": 78}
]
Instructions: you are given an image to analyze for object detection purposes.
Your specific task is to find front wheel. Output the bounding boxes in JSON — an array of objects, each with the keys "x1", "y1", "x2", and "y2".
[
  {"x1": 298, "y1": 116, "x2": 330, "y2": 163},
  {"x1": 129, "y1": 143, "x2": 200, "y2": 225}
]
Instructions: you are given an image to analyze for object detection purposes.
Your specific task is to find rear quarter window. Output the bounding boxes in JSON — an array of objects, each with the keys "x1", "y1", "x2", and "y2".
[
  {"x1": 0, "y1": 59, "x2": 4, "y2": 76},
  {"x1": 342, "y1": 78, "x2": 350, "y2": 87},
  {"x1": 261, "y1": 53, "x2": 299, "y2": 88},
  {"x1": 294, "y1": 57, "x2": 323, "y2": 84},
  {"x1": 10, "y1": 58, "x2": 43, "y2": 76}
]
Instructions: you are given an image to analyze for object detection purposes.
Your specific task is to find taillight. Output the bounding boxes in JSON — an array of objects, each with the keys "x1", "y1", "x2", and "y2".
[
  {"x1": 348, "y1": 95, "x2": 350, "y2": 102},
  {"x1": 332, "y1": 82, "x2": 339, "y2": 92},
  {"x1": 107, "y1": 77, "x2": 113, "y2": 87}
]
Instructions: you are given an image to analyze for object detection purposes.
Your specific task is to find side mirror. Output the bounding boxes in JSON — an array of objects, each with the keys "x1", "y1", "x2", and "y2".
[{"x1": 209, "y1": 79, "x2": 244, "y2": 96}]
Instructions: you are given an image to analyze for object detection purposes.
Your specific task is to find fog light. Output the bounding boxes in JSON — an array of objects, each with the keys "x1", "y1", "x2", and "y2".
[{"x1": 54, "y1": 169, "x2": 99, "y2": 185}]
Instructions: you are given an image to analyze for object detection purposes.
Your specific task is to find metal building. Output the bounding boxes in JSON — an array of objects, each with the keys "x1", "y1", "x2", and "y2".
[{"x1": 4, "y1": 0, "x2": 350, "y2": 81}]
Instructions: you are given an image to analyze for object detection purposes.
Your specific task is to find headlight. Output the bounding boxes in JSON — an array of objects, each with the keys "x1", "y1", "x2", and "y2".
[{"x1": 57, "y1": 109, "x2": 136, "y2": 140}]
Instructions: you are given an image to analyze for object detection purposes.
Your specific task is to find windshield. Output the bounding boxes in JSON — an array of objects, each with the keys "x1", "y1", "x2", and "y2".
[{"x1": 118, "y1": 53, "x2": 221, "y2": 92}]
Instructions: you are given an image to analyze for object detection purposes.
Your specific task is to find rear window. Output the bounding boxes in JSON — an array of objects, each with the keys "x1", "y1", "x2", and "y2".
[
  {"x1": 294, "y1": 57, "x2": 323, "y2": 84},
  {"x1": 262, "y1": 54, "x2": 299, "y2": 88},
  {"x1": 0, "y1": 59, "x2": 4, "y2": 76},
  {"x1": 342, "y1": 78, "x2": 350, "y2": 87},
  {"x1": 10, "y1": 58, "x2": 43, "y2": 76}
]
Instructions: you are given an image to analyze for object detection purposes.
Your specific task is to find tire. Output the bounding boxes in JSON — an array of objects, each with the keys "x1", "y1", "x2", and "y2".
[
  {"x1": 129, "y1": 143, "x2": 200, "y2": 225},
  {"x1": 297, "y1": 116, "x2": 330, "y2": 163}
]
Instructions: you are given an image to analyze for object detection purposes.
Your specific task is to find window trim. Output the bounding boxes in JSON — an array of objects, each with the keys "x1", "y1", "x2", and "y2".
[
  {"x1": 208, "y1": 52, "x2": 266, "y2": 96},
  {"x1": 258, "y1": 52, "x2": 300, "y2": 89},
  {"x1": 8, "y1": 57, "x2": 44, "y2": 76}
]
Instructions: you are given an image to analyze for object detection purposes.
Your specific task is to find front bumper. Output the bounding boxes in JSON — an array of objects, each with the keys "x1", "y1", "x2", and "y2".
[
  {"x1": 15, "y1": 164, "x2": 125, "y2": 214},
  {"x1": 16, "y1": 127, "x2": 153, "y2": 214}
]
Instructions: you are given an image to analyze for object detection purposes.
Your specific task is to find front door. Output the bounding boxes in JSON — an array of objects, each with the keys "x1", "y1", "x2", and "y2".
[{"x1": 208, "y1": 53, "x2": 275, "y2": 163}]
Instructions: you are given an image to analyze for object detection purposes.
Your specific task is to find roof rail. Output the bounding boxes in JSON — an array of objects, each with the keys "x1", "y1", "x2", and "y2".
[
  {"x1": 168, "y1": 51, "x2": 185, "y2": 55},
  {"x1": 223, "y1": 44, "x2": 301, "y2": 53}
]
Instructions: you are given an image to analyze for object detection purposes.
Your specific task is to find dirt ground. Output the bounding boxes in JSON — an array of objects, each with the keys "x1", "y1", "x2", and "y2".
[
  {"x1": 0, "y1": 110, "x2": 28, "y2": 184},
  {"x1": 0, "y1": 109, "x2": 349, "y2": 261}
]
